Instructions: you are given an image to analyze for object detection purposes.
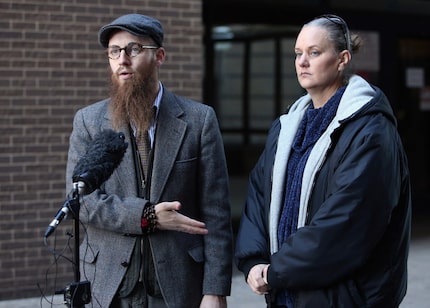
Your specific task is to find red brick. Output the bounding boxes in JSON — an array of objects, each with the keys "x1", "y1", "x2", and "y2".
[{"x1": 0, "y1": 0, "x2": 203, "y2": 300}]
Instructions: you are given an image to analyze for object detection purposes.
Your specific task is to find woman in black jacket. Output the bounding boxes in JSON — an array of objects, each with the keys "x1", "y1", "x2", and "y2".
[{"x1": 235, "y1": 14, "x2": 411, "y2": 308}]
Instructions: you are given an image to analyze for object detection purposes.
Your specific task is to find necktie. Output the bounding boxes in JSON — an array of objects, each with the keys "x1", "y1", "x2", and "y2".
[{"x1": 136, "y1": 131, "x2": 151, "y2": 189}]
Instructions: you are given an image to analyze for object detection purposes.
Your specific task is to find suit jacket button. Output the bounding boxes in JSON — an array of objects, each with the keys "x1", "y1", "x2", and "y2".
[{"x1": 121, "y1": 261, "x2": 129, "y2": 267}]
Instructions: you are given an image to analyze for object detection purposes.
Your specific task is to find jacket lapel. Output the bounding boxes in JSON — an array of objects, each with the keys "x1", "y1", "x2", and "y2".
[
  {"x1": 116, "y1": 125, "x2": 140, "y2": 197},
  {"x1": 100, "y1": 104, "x2": 140, "y2": 197},
  {"x1": 150, "y1": 94, "x2": 186, "y2": 202}
]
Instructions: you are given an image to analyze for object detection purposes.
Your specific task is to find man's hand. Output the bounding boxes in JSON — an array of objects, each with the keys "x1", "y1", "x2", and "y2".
[
  {"x1": 247, "y1": 264, "x2": 270, "y2": 295},
  {"x1": 154, "y1": 201, "x2": 208, "y2": 235},
  {"x1": 199, "y1": 294, "x2": 227, "y2": 308}
]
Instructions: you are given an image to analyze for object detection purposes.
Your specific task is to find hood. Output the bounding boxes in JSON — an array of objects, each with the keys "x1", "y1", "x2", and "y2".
[{"x1": 289, "y1": 75, "x2": 397, "y2": 127}]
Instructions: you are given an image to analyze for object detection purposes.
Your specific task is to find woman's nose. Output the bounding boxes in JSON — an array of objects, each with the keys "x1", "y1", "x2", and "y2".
[{"x1": 297, "y1": 55, "x2": 308, "y2": 66}]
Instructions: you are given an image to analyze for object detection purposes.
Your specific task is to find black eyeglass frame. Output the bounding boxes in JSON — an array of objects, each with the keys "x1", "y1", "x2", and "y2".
[
  {"x1": 318, "y1": 14, "x2": 352, "y2": 53},
  {"x1": 107, "y1": 42, "x2": 159, "y2": 60}
]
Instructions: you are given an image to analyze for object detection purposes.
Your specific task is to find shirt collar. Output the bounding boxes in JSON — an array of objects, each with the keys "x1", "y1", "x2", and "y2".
[{"x1": 153, "y1": 81, "x2": 163, "y2": 120}]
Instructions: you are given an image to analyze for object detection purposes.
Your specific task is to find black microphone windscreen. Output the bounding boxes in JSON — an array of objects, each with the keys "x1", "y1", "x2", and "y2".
[{"x1": 72, "y1": 129, "x2": 128, "y2": 193}]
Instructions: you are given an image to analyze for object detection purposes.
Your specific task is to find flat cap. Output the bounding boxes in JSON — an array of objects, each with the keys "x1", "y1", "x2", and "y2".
[{"x1": 98, "y1": 14, "x2": 164, "y2": 48}]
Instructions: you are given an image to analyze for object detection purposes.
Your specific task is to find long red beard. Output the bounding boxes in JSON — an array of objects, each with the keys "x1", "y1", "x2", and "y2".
[{"x1": 109, "y1": 72, "x2": 156, "y2": 135}]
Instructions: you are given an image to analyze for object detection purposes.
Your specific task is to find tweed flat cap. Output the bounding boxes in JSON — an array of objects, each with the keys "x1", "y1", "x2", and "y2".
[{"x1": 98, "y1": 14, "x2": 164, "y2": 48}]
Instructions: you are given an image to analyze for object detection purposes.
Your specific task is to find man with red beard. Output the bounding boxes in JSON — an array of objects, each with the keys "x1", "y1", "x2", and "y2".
[{"x1": 65, "y1": 14, "x2": 232, "y2": 308}]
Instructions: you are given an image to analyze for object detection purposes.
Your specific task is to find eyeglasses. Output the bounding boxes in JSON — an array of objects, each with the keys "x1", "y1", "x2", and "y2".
[
  {"x1": 107, "y1": 42, "x2": 159, "y2": 59},
  {"x1": 319, "y1": 14, "x2": 351, "y2": 52}
]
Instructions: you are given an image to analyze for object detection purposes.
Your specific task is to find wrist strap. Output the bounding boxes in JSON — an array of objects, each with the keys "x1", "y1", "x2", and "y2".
[{"x1": 141, "y1": 202, "x2": 157, "y2": 234}]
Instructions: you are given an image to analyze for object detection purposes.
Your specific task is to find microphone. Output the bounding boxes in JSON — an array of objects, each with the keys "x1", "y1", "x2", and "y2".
[
  {"x1": 72, "y1": 129, "x2": 128, "y2": 194},
  {"x1": 44, "y1": 129, "x2": 128, "y2": 238},
  {"x1": 44, "y1": 198, "x2": 72, "y2": 238}
]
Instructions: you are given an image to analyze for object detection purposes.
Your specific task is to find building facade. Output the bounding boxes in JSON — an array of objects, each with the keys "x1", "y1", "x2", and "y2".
[
  {"x1": 0, "y1": 0, "x2": 204, "y2": 300},
  {"x1": 1, "y1": 0, "x2": 430, "y2": 301}
]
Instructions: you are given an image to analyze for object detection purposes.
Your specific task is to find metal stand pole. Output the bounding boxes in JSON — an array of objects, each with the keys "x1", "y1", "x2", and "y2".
[{"x1": 62, "y1": 184, "x2": 91, "y2": 308}]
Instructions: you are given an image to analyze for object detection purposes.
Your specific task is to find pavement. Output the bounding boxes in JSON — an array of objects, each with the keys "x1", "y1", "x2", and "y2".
[
  {"x1": 0, "y1": 232, "x2": 429, "y2": 307},
  {"x1": 1, "y1": 214, "x2": 429, "y2": 308}
]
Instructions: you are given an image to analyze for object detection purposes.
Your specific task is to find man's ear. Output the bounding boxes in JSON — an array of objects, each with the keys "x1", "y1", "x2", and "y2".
[{"x1": 155, "y1": 47, "x2": 166, "y2": 66}]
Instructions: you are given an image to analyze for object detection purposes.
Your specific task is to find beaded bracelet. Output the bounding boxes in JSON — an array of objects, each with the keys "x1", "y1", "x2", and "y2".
[{"x1": 141, "y1": 202, "x2": 157, "y2": 234}]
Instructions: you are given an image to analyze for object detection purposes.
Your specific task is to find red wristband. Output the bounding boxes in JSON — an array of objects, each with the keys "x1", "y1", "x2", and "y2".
[{"x1": 141, "y1": 217, "x2": 149, "y2": 228}]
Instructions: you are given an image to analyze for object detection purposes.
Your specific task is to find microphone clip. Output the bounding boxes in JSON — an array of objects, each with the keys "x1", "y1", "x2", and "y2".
[{"x1": 67, "y1": 193, "x2": 81, "y2": 220}]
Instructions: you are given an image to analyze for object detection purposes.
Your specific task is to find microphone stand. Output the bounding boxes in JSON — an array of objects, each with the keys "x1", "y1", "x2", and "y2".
[{"x1": 57, "y1": 183, "x2": 91, "y2": 308}]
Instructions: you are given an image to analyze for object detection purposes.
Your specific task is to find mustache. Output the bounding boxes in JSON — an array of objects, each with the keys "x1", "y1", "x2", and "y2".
[
  {"x1": 116, "y1": 67, "x2": 133, "y2": 74},
  {"x1": 113, "y1": 68, "x2": 135, "y2": 79}
]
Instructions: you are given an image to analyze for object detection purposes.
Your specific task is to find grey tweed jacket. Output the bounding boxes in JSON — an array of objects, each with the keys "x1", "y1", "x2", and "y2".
[{"x1": 65, "y1": 88, "x2": 233, "y2": 307}]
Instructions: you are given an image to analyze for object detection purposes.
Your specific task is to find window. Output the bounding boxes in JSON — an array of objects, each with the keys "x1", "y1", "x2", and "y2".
[{"x1": 211, "y1": 24, "x2": 304, "y2": 173}]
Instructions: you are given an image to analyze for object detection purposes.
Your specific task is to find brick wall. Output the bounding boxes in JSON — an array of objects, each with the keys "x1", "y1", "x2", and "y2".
[{"x1": 0, "y1": 0, "x2": 203, "y2": 300}]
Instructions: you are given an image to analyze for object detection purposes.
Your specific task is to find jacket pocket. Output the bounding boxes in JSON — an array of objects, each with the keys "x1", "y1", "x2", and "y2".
[
  {"x1": 187, "y1": 244, "x2": 204, "y2": 263},
  {"x1": 176, "y1": 156, "x2": 198, "y2": 164},
  {"x1": 296, "y1": 279, "x2": 365, "y2": 308}
]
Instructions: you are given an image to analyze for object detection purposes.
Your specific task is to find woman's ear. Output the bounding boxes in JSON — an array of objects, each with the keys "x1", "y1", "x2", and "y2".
[{"x1": 338, "y1": 50, "x2": 351, "y2": 71}]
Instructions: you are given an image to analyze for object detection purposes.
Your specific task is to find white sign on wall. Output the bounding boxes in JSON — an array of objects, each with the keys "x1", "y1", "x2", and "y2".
[{"x1": 406, "y1": 67, "x2": 425, "y2": 88}]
